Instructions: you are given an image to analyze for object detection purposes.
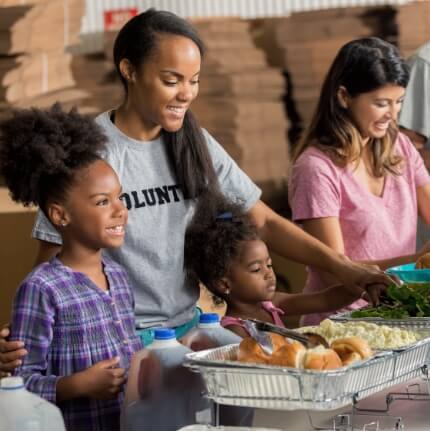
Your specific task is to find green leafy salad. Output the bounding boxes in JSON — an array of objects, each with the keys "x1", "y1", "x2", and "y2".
[{"x1": 351, "y1": 283, "x2": 430, "y2": 319}]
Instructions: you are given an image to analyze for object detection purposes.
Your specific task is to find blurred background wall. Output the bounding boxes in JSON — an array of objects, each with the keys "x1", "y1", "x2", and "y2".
[{"x1": 80, "y1": 0, "x2": 412, "y2": 33}]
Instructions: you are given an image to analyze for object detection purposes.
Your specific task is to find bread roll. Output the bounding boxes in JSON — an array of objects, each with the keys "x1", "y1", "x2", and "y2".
[
  {"x1": 415, "y1": 252, "x2": 430, "y2": 269},
  {"x1": 303, "y1": 347, "x2": 342, "y2": 370},
  {"x1": 331, "y1": 336, "x2": 372, "y2": 362},
  {"x1": 237, "y1": 333, "x2": 287, "y2": 364},
  {"x1": 269, "y1": 333, "x2": 290, "y2": 352},
  {"x1": 340, "y1": 352, "x2": 362, "y2": 366},
  {"x1": 269, "y1": 341, "x2": 306, "y2": 367}
]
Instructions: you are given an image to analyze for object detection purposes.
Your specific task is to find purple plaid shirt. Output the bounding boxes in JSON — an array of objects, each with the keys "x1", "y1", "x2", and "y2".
[{"x1": 11, "y1": 256, "x2": 143, "y2": 431}]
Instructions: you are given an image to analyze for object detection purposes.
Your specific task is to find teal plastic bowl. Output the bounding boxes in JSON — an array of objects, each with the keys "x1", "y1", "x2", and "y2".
[{"x1": 386, "y1": 263, "x2": 430, "y2": 283}]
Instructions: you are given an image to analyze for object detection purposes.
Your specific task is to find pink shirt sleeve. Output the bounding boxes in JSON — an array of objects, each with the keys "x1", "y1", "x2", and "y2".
[
  {"x1": 398, "y1": 132, "x2": 430, "y2": 188},
  {"x1": 289, "y1": 149, "x2": 341, "y2": 222}
]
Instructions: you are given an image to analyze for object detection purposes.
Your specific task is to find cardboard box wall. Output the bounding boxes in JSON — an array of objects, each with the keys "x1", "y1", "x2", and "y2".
[
  {"x1": 0, "y1": 0, "x2": 86, "y2": 113},
  {"x1": 0, "y1": 188, "x2": 38, "y2": 323}
]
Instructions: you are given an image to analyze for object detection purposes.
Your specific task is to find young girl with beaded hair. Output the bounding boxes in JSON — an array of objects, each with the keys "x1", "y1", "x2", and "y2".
[{"x1": 184, "y1": 193, "x2": 362, "y2": 338}]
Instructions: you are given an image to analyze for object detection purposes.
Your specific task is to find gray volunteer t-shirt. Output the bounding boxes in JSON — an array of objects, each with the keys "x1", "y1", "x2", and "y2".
[{"x1": 32, "y1": 111, "x2": 261, "y2": 328}]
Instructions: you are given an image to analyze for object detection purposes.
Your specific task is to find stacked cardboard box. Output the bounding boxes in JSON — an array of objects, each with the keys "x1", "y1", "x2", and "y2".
[
  {"x1": 267, "y1": 8, "x2": 372, "y2": 131},
  {"x1": 103, "y1": 30, "x2": 116, "y2": 63},
  {"x1": 0, "y1": 6, "x2": 29, "y2": 106},
  {"x1": 70, "y1": 52, "x2": 123, "y2": 115},
  {"x1": 397, "y1": 1, "x2": 430, "y2": 58},
  {"x1": 0, "y1": 55, "x2": 16, "y2": 102},
  {"x1": 62, "y1": 31, "x2": 127, "y2": 116},
  {"x1": 0, "y1": 0, "x2": 47, "y2": 4},
  {"x1": 0, "y1": 0, "x2": 86, "y2": 110},
  {"x1": 191, "y1": 19, "x2": 289, "y2": 203},
  {"x1": 0, "y1": 188, "x2": 38, "y2": 323}
]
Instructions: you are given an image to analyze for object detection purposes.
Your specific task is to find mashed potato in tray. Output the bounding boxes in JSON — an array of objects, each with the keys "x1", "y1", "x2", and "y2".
[{"x1": 299, "y1": 319, "x2": 420, "y2": 350}]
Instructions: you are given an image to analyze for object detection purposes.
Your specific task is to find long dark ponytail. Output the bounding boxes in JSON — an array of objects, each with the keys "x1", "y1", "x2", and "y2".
[{"x1": 113, "y1": 8, "x2": 218, "y2": 199}]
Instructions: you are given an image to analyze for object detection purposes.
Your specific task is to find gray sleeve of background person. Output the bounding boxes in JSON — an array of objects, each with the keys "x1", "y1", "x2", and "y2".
[
  {"x1": 203, "y1": 129, "x2": 261, "y2": 210},
  {"x1": 399, "y1": 54, "x2": 430, "y2": 139},
  {"x1": 32, "y1": 210, "x2": 63, "y2": 245}
]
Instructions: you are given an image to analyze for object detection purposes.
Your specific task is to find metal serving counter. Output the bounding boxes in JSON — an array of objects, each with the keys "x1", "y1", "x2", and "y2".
[{"x1": 253, "y1": 378, "x2": 430, "y2": 430}]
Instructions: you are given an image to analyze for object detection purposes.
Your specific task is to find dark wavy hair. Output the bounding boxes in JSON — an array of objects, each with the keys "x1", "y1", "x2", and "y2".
[
  {"x1": 185, "y1": 192, "x2": 259, "y2": 297},
  {"x1": 113, "y1": 8, "x2": 218, "y2": 199},
  {"x1": 0, "y1": 104, "x2": 107, "y2": 216},
  {"x1": 293, "y1": 37, "x2": 410, "y2": 177}
]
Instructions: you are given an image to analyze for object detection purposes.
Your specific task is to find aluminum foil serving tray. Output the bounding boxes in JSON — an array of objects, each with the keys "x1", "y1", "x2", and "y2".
[
  {"x1": 330, "y1": 311, "x2": 430, "y2": 330},
  {"x1": 185, "y1": 338, "x2": 430, "y2": 411}
]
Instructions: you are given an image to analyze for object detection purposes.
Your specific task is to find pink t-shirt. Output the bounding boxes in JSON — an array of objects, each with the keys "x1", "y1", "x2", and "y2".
[
  {"x1": 221, "y1": 301, "x2": 286, "y2": 335},
  {"x1": 289, "y1": 133, "x2": 430, "y2": 325}
]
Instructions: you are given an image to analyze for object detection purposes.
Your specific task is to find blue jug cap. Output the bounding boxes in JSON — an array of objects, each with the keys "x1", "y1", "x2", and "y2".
[
  {"x1": 199, "y1": 313, "x2": 220, "y2": 324},
  {"x1": 154, "y1": 327, "x2": 176, "y2": 340}
]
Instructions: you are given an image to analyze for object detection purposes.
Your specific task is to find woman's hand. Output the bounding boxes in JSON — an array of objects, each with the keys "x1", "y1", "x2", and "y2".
[
  {"x1": 0, "y1": 325, "x2": 27, "y2": 378},
  {"x1": 336, "y1": 257, "x2": 391, "y2": 305},
  {"x1": 416, "y1": 240, "x2": 430, "y2": 260}
]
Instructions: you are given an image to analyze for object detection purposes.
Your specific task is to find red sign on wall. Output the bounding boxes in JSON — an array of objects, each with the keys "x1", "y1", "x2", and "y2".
[{"x1": 104, "y1": 8, "x2": 138, "y2": 31}]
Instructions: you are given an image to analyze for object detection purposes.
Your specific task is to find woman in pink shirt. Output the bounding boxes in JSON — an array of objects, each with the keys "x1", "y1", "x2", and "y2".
[{"x1": 289, "y1": 37, "x2": 430, "y2": 325}]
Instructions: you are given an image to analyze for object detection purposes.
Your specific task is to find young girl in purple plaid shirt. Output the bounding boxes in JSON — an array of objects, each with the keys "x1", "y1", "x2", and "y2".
[{"x1": 0, "y1": 105, "x2": 142, "y2": 431}]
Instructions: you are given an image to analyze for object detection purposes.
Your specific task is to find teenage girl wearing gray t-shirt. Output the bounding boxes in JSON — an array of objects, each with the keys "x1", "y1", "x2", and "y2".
[{"x1": 0, "y1": 9, "x2": 392, "y2": 372}]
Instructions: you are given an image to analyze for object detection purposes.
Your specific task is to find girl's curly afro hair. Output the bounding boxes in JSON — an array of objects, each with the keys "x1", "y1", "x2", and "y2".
[
  {"x1": 0, "y1": 104, "x2": 107, "y2": 212},
  {"x1": 184, "y1": 191, "x2": 259, "y2": 295}
]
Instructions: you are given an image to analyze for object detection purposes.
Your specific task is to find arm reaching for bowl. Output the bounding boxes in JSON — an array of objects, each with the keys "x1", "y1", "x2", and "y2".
[{"x1": 416, "y1": 252, "x2": 430, "y2": 269}]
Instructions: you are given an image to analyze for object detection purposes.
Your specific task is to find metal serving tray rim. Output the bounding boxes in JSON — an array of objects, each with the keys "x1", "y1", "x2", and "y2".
[
  {"x1": 185, "y1": 336, "x2": 430, "y2": 374},
  {"x1": 330, "y1": 311, "x2": 430, "y2": 332},
  {"x1": 331, "y1": 310, "x2": 430, "y2": 323},
  {"x1": 185, "y1": 337, "x2": 430, "y2": 411},
  {"x1": 297, "y1": 324, "x2": 429, "y2": 352}
]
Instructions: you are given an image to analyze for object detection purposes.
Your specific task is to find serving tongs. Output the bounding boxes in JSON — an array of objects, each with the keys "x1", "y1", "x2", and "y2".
[{"x1": 243, "y1": 318, "x2": 328, "y2": 355}]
